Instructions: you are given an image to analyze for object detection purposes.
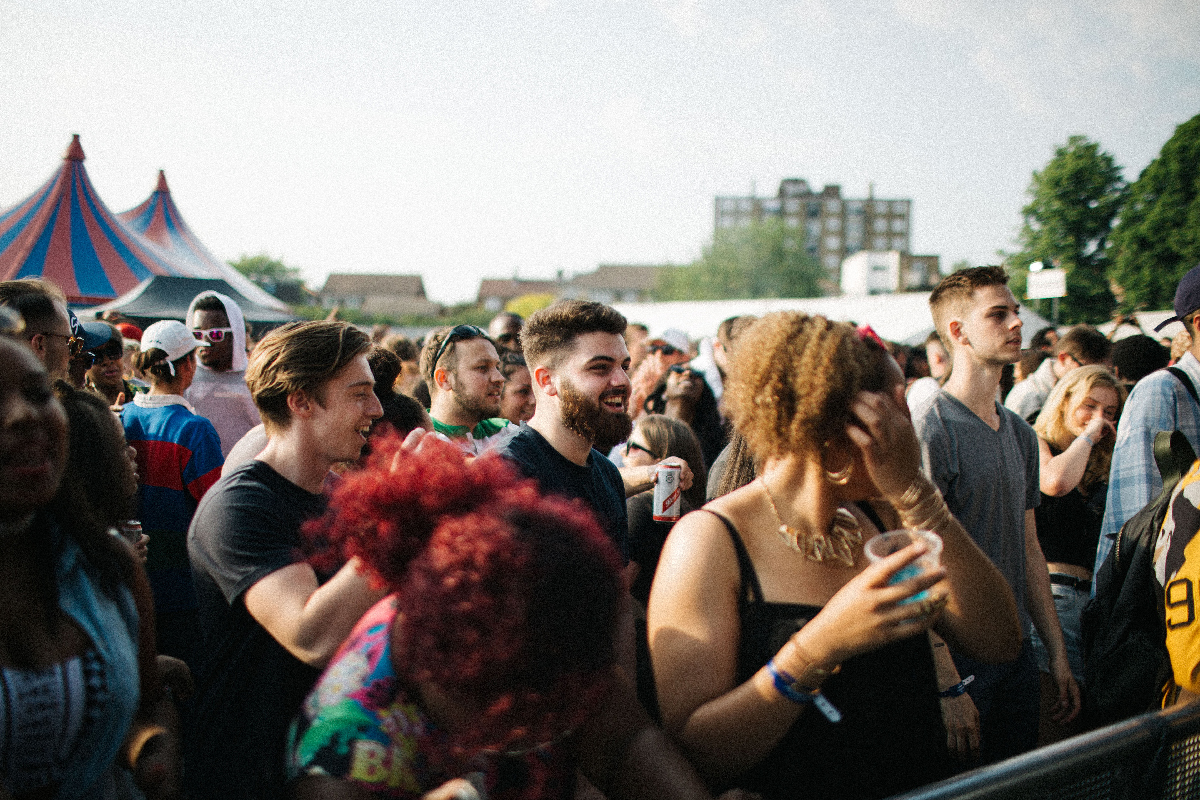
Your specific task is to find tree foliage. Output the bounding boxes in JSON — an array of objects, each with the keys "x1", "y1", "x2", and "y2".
[
  {"x1": 506, "y1": 293, "x2": 557, "y2": 319},
  {"x1": 228, "y1": 253, "x2": 302, "y2": 290},
  {"x1": 655, "y1": 218, "x2": 824, "y2": 301},
  {"x1": 1110, "y1": 114, "x2": 1200, "y2": 311},
  {"x1": 1004, "y1": 135, "x2": 1126, "y2": 323}
]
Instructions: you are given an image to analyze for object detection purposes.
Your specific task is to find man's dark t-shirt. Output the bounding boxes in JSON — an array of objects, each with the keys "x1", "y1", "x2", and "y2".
[
  {"x1": 496, "y1": 425, "x2": 629, "y2": 560},
  {"x1": 185, "y1": 460, "x2": 328, "y2": 800}
]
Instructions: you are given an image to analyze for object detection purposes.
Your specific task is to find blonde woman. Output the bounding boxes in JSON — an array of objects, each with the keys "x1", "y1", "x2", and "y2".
[
  {"x1": 1030, "y1": 366, "x2": 1125, "y2": 732},
  {"x1": 648, "y1": 313, "x2": 1020, "y2": 800}
]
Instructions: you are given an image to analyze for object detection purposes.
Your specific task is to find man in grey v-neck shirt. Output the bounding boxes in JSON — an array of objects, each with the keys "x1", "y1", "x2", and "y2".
[{"x1": 912, "y1": 266, "x2": 1079, "y2": 767}]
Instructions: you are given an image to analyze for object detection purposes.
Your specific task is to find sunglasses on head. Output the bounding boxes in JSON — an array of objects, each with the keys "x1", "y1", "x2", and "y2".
[
  {"x1": 192, "y1": 327, "x2": 234, "y2": 343},
  {"x1": 89, "y1": 342, "x2": 124, "y2": 362},
  {"x1": 649, "y1": 345, "x2": 680, "y2": 356},
  {"x1": 433, "y1": 325, "x2": 487, "y2": 368}
]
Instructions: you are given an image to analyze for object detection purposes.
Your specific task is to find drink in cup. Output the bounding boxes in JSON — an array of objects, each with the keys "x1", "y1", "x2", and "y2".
[{"x1": 864, "y1": 529, "x2": 942, "y2": 603}]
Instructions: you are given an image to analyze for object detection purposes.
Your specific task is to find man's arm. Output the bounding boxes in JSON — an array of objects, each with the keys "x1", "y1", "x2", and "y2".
[
  {"x1": 1024, "y1": 509, "x2": 1081, "y2": 723},
  {"x1": 1096, "y1": 377, "x2": 1176, "y2": 576},
  {"x1": 244, "y1": 558, "x2": 387, "y2": 668}
]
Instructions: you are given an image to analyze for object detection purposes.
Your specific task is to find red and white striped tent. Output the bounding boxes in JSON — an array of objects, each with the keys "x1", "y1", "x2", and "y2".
[{"x1": 0, "y1": 135, "x2": 196, "y2": 304}]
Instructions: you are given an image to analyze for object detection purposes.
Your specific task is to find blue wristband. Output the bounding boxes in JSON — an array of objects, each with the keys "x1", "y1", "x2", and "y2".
[
  {"x1": 939, "y1": 674, "x2": 975, "y2": 698},
  {"x1": 766, "y1": 658, "x2": 842, "y2": 723}
]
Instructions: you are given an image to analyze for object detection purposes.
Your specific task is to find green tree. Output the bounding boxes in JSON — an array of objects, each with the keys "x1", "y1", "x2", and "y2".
[
  {"x1": 656, "y1": 219, "x2": 824, "y2": 301},
  {"x1": 229, "y1": 253, "x2": 302, "y2": 291},
  {"x1": 1003, "y1": 135, "x2": 1126, "y2": 324},
  {"x1": 1110, "y1": 114, "x2": 1200, "y2": 311}
]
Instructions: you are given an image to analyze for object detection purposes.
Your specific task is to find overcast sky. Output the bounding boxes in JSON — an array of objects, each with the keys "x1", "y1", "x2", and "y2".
[{"x1": 2, "y1": 0, "x2": 1197, "y2": 304}]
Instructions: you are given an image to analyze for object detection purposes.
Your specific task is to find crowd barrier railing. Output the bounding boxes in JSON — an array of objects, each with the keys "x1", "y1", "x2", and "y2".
[{"x1": 890, "y1": 703, "x2": 1200, "y2": 800}]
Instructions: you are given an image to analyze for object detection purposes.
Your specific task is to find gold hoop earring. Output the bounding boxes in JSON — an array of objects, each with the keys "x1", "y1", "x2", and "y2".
[
  {"x1": 825, "y1": 463, "x2": 853, "y2": 485},
  {"x1": 822, "y1": 442, "x2": 853, "y2": 485}
]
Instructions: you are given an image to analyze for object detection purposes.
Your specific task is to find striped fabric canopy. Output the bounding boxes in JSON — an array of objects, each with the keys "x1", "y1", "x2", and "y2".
[
  {"x1": 120, "y1": 171, "x2": 290, "y2": 312},
  {"x1": 0, "y1": 135, "x2": 195, "y2": 304}
]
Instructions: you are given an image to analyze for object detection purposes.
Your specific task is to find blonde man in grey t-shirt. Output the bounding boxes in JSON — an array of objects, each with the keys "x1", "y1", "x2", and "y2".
[{"x1": 912, "y1": 267, "x2": 1079, "y2": 767}]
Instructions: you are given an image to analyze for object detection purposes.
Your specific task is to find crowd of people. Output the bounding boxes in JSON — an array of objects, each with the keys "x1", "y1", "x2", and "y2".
[{"x1": 3, "y1": 261, "x2": 1200, "y2": 800}]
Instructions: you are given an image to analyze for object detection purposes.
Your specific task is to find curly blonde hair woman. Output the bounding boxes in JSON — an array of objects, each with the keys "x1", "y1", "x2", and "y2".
[{"x1": 648, "y1": 312, "x2": 1021, "y2": 800}]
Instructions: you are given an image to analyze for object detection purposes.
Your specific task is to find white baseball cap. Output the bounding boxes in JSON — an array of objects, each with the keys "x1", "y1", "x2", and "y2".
[{"x1": 140, "y1": 320, "x2": 202, "y2": 362}]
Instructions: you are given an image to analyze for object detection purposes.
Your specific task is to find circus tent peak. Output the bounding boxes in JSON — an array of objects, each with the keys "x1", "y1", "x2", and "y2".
[
  {"x1": 119, "y1": 171, "x2": 290, "y2": 313},
  {"x1": 0, "y1": 135, "x2": 196, "y2": 305}
]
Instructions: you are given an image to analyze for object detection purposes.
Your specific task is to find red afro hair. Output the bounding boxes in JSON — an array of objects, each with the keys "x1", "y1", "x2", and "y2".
[{"x1": 304, "y1": 435, "x2": 624, "y2": 753}]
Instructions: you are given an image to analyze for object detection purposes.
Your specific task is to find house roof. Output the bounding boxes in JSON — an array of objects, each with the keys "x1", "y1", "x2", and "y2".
[
  {"x1": 321, "y1": 273, "x2": 427, "y2": 298},
  {"x1": 572, "y1": 264, "x2": 669, "y2": 291},
  {"x1": 476, "y1": 278, "x2": 562, "y2": 301}
]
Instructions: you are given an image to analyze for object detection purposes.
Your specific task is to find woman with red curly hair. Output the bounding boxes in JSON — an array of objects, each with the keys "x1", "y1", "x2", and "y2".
[{"x1": 287, "y1": 437, "x2": 738, "y2": 800}]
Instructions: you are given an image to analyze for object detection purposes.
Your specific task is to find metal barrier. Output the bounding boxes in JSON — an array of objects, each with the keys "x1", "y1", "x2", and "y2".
[{"x1": 890, "y1": 703, "x2": 1200, "y2": 800}]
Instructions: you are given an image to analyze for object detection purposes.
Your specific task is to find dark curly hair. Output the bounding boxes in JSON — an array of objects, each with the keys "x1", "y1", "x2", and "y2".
[
  {"x1": 304, "y1": 437, "x2": 623, "y2": 754},
  {"x1": 724, "y1": 313, "x2": 893, "y2": 461}
]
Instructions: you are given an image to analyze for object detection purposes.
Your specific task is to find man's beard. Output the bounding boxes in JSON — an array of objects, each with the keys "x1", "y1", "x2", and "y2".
[
  {"x1": 559, "y1": 377, "x2": 633, "y2": 449},
  {"x1": 450, "y1": 377, "x2": 501, "y2": 423}
]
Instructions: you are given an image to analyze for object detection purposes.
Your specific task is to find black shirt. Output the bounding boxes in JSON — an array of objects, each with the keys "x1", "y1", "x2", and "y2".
[
  {"x1": 496, "y1": 425, "x2": 629, "y2": 560},
  {"x1": 185, "y1": 460, "x2": 329, "y2": 800}
]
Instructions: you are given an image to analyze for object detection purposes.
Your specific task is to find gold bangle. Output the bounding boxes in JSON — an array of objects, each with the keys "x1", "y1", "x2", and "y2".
[{"x1": 126, "y1": 724, "x2": 169, "y2": 770}]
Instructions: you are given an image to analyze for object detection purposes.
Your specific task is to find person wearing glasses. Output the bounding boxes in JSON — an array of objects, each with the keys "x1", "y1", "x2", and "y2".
[
  {"x1": 0, "y1": 277, "x2": 76, "y2": 381},
  {"x1": 629, "y1": 328, "x2": 693, "y2": 422},
  {"x1": 186, "y1": 291, "x2": 262, "y2": 457},
  {"x1": 419, "y1": 324, "x2": 516, "y2": 456},
  {"x1": 85, "y1": 321, "x2": 142, "y2": 405},
  {"x1": 121, "y1": 320, "x2": 225, "y2": 673}
]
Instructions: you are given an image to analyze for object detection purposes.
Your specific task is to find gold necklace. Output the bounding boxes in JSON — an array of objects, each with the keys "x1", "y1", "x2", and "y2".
[{"x1": 760, "y1": 478, "x2": 861, "y2": 567}]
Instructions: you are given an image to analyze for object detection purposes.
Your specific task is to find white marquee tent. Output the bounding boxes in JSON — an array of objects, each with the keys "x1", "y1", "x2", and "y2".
[{"x1": 613, "y1": 293, "x2": 1056, "y2": 348}]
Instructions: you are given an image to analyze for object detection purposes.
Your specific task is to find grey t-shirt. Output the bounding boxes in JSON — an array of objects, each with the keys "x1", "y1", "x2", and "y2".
[{"x1": 913, "y1": 390, "x2": 1041, "y2": 630}]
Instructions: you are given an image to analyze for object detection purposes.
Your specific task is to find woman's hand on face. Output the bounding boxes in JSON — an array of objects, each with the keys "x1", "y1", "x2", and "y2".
[
  {"x1": 799, "y1": 541, "x2": 947, "y2": 666},
  {"x1": 1082, "y1": 414, "x2": 1116, "y2": 444},
  {"x1": 844, "y1": 390, "x2": 923, "y2": 501}
]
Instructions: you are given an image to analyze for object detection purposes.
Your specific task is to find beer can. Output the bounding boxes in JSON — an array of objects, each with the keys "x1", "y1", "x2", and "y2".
[
  {"x1": 652, "y1": 463, "x2": 682, "y2": 522},
  {"x1": 119, "y1": 520, "x2": 143, "y2": 545}
]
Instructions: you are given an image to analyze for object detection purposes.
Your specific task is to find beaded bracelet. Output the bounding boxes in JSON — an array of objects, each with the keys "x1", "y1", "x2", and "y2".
[
  {"x1": 766, "y1": 658, "x2": 842, "y2": 723},
  {"x1": 938, "y1": 674, "x2": 975, "y2": 698}
]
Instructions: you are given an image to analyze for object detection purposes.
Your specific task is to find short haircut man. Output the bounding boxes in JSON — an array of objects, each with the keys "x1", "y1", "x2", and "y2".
[
  {"x1": 0, "y1": 278, "x2": 73, "y2": 381},
  {"x1": 186, "y1": 320, "x2": 386, "y2": 800},
  {"x1": 419, "y1": 324, "x2": 511, "y2": 454},
  {"x1": 496, "y1": 300, "x2": 634, "y2": 556},
  {"x1": 1098, "y1": 263, "x2": 1200, "y2": 578},
  {"x1": 487, "y1": 310, "x2": 523, "y2": 352},
  {"x1": 916, "y1": 266, "x2": 1078, "y2": 764},
  {"x1": 186, "y1": 291, "x2": 261, "y2": 456},
  {"x1": 1005, "y1": 324, "x2": 1112, "y2": 422}
]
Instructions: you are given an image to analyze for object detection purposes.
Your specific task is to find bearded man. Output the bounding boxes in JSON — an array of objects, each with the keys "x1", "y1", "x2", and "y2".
[
  {"x1": 419, "y1": 324, "x2": 514, "y2": 455},
  {"x1": 497, "y1": 300, "x2": 690, "y2": 560}
]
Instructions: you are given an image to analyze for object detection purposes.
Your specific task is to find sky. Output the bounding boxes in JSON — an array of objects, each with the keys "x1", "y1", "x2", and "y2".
[{"x1": 2, "y1": 0, "x2": 1198, "y2": 305}]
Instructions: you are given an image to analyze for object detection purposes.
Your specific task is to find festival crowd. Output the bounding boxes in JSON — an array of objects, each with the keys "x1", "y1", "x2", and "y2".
[{"x1": 3, "y1": 261, "x2": 1200, "y2": 800}]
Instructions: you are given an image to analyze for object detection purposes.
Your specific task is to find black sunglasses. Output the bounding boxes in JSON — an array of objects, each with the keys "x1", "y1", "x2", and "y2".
[
  {"x1": 433, "y1": 325, "x2": 487, "y2": 368},
  {"x1": 89, "y1": 342, "x2": 124, "y2": 362},
  {"x1": 625, "y1": 440, "x2": 657, "y2": 458},
  {"x1": 669, "y1": 364, "x2": 699, "y2": 375},
  {"x1": 649, "y1": 344, "x2": 680, "y2": 356}
]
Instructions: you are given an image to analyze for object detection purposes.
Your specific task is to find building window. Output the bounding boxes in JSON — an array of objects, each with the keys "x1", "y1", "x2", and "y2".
[
  {"x1": 806, "y1": 220, "x2": 821, "y2": 239},
  {"x1": 807, "y1": 202, "x2": 822, "y2": 219},
  {"x1": 873, "y1": 217, "x2": 888, "y2": 233},
  {"x1": 891, "y1": 236, "x2": 908, "y2": 250},
  {"x1": 847, "y1": 200, "x2": 864, "y2": 215},
  {"x1": 824, "y1": 199, "x2": 842, "y2": 215},
  {"x1": 891, "y1": 217, "x2": 908, "y2": 233},
  {"x1": 784, "y1": 199, "x2": 800, "y2": 213},
  {"x1": 824, "y1": 235, "x2": 842, "y2": 251},
  {"x1": 825, "y1": 216, "x2": 842, "y2": 232},
  {"x1": 824, "y1": 253, "x2": 841, "y2": 270},
  {"x1": 785, "y1": 216, "x2": 800, "y2": 227},
  {"x1": 873, "y1": 236, "x2": 888, "y2": 250}
]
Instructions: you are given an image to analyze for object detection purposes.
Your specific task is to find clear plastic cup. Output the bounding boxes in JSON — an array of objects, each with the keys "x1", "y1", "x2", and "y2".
[{"x1": 864, "y1": 529, "x2": 943, "y2": 603}]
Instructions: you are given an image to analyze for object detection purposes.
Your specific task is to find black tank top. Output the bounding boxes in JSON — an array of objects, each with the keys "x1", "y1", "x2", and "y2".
[
  {"x1": 709, "y1": 510, "x2": 952, "y2": 800},
  {"x1": 1035, "y1": 444, "x2": 1107, "y2": 570}
]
